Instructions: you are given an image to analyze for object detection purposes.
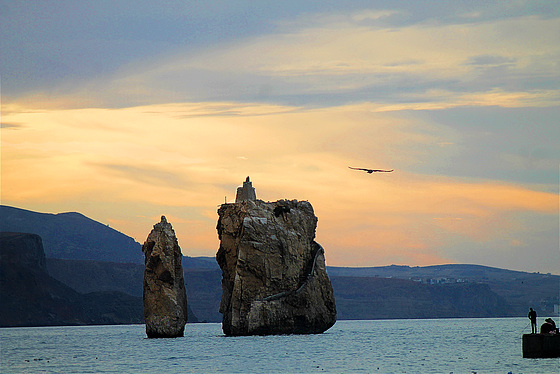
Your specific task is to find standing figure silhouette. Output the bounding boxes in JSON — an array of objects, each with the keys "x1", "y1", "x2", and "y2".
[{"x1": 528, "y1": 307, "x2": 537, "y2": 334}]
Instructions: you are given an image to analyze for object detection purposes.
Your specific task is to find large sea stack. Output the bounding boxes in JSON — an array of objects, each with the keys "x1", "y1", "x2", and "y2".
[
  {"x1": 142, "y1": 216, "x2": 188, "y2": 338},
  {"x1": 216, "y1": 178, "x2": 336, "y2": 336}
]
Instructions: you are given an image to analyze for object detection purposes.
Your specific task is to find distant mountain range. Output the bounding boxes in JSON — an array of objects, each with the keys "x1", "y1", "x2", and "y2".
[{"x1": 1, "y1": 205, "x2": 558, "y2": 326}]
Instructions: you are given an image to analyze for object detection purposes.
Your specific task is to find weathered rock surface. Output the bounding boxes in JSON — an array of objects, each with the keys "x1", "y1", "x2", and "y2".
[
  {"x1": 216, "y1": 199, "x2": 336, "y2": 335},
  {"x1": 142, "y1": 216, "x2": 188, "y2": 338}
]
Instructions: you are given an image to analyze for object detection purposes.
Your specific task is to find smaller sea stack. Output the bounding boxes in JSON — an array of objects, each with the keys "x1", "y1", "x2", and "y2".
[{"x1": 142, "y1": 216, "x2": 188, "y2": 338}]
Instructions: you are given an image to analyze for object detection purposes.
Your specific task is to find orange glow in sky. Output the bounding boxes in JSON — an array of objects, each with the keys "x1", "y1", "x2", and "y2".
[{"x1": 1, "y1": 2, "x2": 559, "y2": 273}]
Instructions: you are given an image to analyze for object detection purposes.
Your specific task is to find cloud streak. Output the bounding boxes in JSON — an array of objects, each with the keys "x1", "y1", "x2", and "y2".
[
  {"x1": 7, "y1": 8, "x2": 558, "y2": 111},
  {"x1": 73, "y1": 12, "x2": 556, "y2": 108}
]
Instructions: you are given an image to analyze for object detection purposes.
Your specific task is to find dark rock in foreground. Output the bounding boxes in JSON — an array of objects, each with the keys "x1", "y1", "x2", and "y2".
[
  {"x1": 216, "y1": 199, "x2": 336, "y2": 336},
  {"x1": 142, "y1": 216, "x2": 188, "y2": 338}
]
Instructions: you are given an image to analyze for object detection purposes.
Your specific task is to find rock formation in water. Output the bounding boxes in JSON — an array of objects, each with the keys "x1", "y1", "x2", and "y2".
[
  {"x1": 142, "y1": 216, "x2": 188, "y2": 338},
  {"x1": 216, "y1": 180, "x2": 336, "y2": 336}
]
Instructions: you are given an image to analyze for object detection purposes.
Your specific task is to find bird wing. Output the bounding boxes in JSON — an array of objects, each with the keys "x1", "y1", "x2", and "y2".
[
  {"x1": 349, "y1": 167, "x2": 394, "y2": 173},
  {"x1": 348, "y1": 166, "x2": 368, "y2": 171}
]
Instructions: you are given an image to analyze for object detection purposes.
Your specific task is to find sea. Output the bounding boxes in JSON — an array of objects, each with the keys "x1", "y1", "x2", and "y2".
[{"x1": 1, "y1": 318, "x2": 558, "y2": 373}]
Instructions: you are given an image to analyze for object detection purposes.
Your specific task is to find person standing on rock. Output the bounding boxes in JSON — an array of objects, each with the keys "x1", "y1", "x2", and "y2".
[{"x1": 528, "y1": 308, "x2": 537, "y2": 334}]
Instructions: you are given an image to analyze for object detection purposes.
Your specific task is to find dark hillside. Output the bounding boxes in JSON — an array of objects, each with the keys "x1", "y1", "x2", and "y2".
[
  {"x1": 331, "y1": 276, "x2": 513, "y2": 320},
  {"x1": 4, "y1": 206, "x2": 558, "y2": 324},
  {"x1": 0, "y1": 205, "x2": 221, "y2": 268},
  {"x1": 327, "y1": 264, "x2": 560, "y2": 316},
  {"x1": 46, "y1": 259, "x2": 559, "y2": 322},
  {"x1": 47, "y1": 258, "x2": 144, "y2": 296},
  {"x1": 0, "y1": 233, "x2": 144, "y2": 327},
  {"x1": 47, "y1": 258, "x2": 212, "y2": 322},
  {"x1": 327, "y1": 263, "x2": 531, "y2": 279},
  {"x1": 0, "y1": 205, "x2": 142, "y2": 264},
  {"x1": 46, "y1": 257, "x2": 520, "y2": 323},
  {"x1": 184, "y1": 269, "x2": 222, "y2": 322}
]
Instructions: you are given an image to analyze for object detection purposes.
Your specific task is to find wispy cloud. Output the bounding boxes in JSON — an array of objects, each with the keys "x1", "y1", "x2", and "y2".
[
  {"x1": 0, "y1": 122, "x2": 23, "y2": 129},
  {"x1": 7, "y1": 9, "x2": 557, "y2": 110},
  {"x1": 465, "y1": 55, "x2": 517, "y2": 66},
  {"x1": 76, "y1": 13, "x2": 556, "y2": 108},
  {"x1": 93, "y1": 163, "x2": 192, "y2": 189}
]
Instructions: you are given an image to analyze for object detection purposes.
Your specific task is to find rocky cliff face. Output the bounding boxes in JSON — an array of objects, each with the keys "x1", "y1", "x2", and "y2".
[
  {"x1": 0, "y1": 232, "x2": 46, "y2": 271},
  {"x1": 142, "y1": 216, "x2": 188, "y2": 338},
  {"x1": 0, "y1": 232, "x2": 144, "y2": 327},
  {"x1": 216, "y1": 199, "x2": 336, "y2": 335}
]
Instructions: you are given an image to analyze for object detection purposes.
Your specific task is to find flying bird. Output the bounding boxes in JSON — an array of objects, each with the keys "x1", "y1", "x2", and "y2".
[{"x1": 348, "y1": 166, "x2": 394, "y2": 173}]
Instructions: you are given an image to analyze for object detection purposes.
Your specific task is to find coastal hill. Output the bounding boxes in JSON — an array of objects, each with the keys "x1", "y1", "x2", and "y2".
[
  {"x1": 0, "y1": 205, "x2": 142, "y2": 264},
  {"x1": 1, "y1": 205, "x2": 558, "y2": 326},
  {"x1": 328, "y1": 264, "x2": 560, "y2": 317},
  {"x1": 0, "y1": 205, "x2": 223, "y2": 269},
  {"x1": 45, "y1": 258, "x2": 559, "y2": 323},
  {"x1": 0, "y1": 233, "x2": 144, "y2": 326},
  {"x1": 0, "y1": 232, "x2": 198, "y2": 327},
  {"x1": 45, "y1": 258, "x2": 224, "y2": 323}
]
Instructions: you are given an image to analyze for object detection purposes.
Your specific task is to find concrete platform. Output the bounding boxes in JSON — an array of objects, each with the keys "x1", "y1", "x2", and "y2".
[{"x1": 522, "y1": 334, "x2": 560, "y2": 358}]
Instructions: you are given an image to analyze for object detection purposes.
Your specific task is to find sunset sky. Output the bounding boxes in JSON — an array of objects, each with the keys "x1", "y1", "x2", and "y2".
[{"x1": 1, "y1": 1, "x2": 559, "y2": 273}]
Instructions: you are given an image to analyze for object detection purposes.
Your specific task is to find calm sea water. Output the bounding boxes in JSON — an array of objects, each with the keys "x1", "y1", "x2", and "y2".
[{"x1": 1, "y1": 318, "x2": 558, "y2": 373}]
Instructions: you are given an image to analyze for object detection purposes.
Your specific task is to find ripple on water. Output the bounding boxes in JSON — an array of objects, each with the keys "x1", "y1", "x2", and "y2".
[{"x1": 1, "y1": 319, "x2": 559, "y2": 373}]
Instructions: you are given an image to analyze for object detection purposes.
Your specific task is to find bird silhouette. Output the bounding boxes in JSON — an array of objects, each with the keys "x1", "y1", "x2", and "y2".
[{"x1": 348, "y1": 166, "x2": 394, "y2": 173}]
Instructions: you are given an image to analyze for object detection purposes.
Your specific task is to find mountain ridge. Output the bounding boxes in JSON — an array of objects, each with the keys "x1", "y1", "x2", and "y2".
[
  {"x1": 0, "y1": 205, "x2": 143, "y2": 264},
  {"x1": 3, "y1": 204, "x2": 556, "y2": 276},
  {"x1": 2, "y1": 205, "x2": 558, "y2": 324}
]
